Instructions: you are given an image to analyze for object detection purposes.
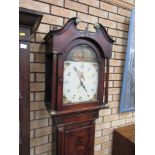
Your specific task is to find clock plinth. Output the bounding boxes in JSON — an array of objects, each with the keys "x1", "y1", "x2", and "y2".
[
  {"x1": 53, "y1": 110, "x2": 98, "y2": 155},
  {"x1": 44, "y1": 17, "x2": 114, "y2": 155}
]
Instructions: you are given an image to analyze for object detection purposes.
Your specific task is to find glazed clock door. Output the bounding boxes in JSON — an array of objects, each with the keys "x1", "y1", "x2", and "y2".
[
  {"x1": 56, "y1": 40, "x2": 105, "y2": 111},
  {"x1": 63, "y1": 45, "x2": 99, "y2": 105}
]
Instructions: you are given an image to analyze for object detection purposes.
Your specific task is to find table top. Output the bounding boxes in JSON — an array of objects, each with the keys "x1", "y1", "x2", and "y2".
[{"x1": 115, "y1": 124, "x2": 135, "y2": 143}]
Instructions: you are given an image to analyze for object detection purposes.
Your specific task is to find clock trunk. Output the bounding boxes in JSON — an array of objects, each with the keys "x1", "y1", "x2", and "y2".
[{"x1": 44, "y1": 17, "x2": 114, "y2": 155}]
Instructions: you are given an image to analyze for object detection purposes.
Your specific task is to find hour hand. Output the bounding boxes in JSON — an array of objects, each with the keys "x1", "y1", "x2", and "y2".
[{"x1": 74, "y1": 66, "x2": 85, "y2": 81}]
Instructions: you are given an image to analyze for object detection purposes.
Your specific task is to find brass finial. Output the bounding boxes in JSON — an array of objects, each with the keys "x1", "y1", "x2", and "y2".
[
  {"x1": 94, "y1": 23, "x2": 100, "y2": 29},
  {"x1": 75, "y1": 18, "x2": 81, "y2": 25}
]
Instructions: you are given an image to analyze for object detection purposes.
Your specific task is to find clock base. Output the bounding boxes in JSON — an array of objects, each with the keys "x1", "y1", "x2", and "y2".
[{"x1": 52, "y1": 109, "x2": 100, "y2": 155}]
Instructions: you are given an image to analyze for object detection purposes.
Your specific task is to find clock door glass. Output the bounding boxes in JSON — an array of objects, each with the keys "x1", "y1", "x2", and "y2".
[{"x1": 63, "y1": 45, "x2": 99, "y2": 105}]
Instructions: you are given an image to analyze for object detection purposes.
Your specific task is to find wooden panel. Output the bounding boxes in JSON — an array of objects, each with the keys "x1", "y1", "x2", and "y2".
[
  {"x1": 65, "y1": 126, "x2": 92, "y2": 155},
  {"x1": 56, "y1": 120, "x2": 95, "y2": 155},
  {"x1": 19, "y1": 27, "x2": 30, "y2": 41},
  {"x1": 19, "y1": 30, "x2": 30, "y2": 155},
  {"x1": 112, "y1": 124, "x2": 135, "y2": 155},
  {"x1": 19, "y1": 8, "x2": 42, "y2": 155}
]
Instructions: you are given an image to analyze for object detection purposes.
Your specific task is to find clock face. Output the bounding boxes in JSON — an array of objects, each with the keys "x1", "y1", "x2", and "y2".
[
  {"x1": 63, "y1": 61, "x2": 98, "y2": 104},
  {"x1": 62, "y1": 45, "x2": 99, "y2": 105}
]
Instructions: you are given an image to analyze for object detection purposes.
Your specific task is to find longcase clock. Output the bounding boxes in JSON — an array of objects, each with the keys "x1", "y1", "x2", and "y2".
[{"x1": 44, "y1": 18, "x2": 114, "y2": 155}]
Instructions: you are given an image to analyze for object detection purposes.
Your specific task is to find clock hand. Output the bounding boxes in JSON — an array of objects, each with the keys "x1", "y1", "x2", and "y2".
[
  {"x1": 74, "y1": 66, "x2": 85, "y2": 81},
  {"x1": 80, "y1": 80, "x2": 89, "y2": 97}
]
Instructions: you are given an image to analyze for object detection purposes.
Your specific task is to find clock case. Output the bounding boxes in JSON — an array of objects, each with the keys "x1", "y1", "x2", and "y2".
[
  {"x1": 45, "y1": 17, "x2": 114, "y2": 113},
  {"x1": 44, "y1": 17, "x2": 114, "y2": 155}
]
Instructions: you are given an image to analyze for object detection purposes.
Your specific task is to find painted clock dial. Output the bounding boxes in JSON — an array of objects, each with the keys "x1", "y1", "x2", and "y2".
[{"x1": 63, "y1": 45, "x2": 99, "y2": 105}]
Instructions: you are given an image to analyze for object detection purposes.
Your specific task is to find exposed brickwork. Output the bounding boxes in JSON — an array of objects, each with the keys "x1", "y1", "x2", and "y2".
[{"x1": 19, "y1": 0, "x2": 135, "y2": 154}]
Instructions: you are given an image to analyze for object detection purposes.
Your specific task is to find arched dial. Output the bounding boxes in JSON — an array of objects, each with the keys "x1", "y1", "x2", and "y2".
[{"x1": 63, "y1": 61, "x2": 99, "y2": 104}]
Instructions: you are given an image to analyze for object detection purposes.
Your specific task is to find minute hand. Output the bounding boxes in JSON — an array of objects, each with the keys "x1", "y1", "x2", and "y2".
[{"x1": 80, "y1": 80, "x2": 89, "y2": 97}]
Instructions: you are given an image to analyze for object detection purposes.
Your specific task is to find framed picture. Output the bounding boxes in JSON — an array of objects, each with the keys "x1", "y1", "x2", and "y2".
[{"x1": 120, "y1": 9, "x2": 135, "y2": 113}]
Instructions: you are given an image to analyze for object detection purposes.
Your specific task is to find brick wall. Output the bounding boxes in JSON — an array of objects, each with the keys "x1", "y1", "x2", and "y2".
[{"x1": 19, "y1": 0, "x2": 135, "y2": 155}]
